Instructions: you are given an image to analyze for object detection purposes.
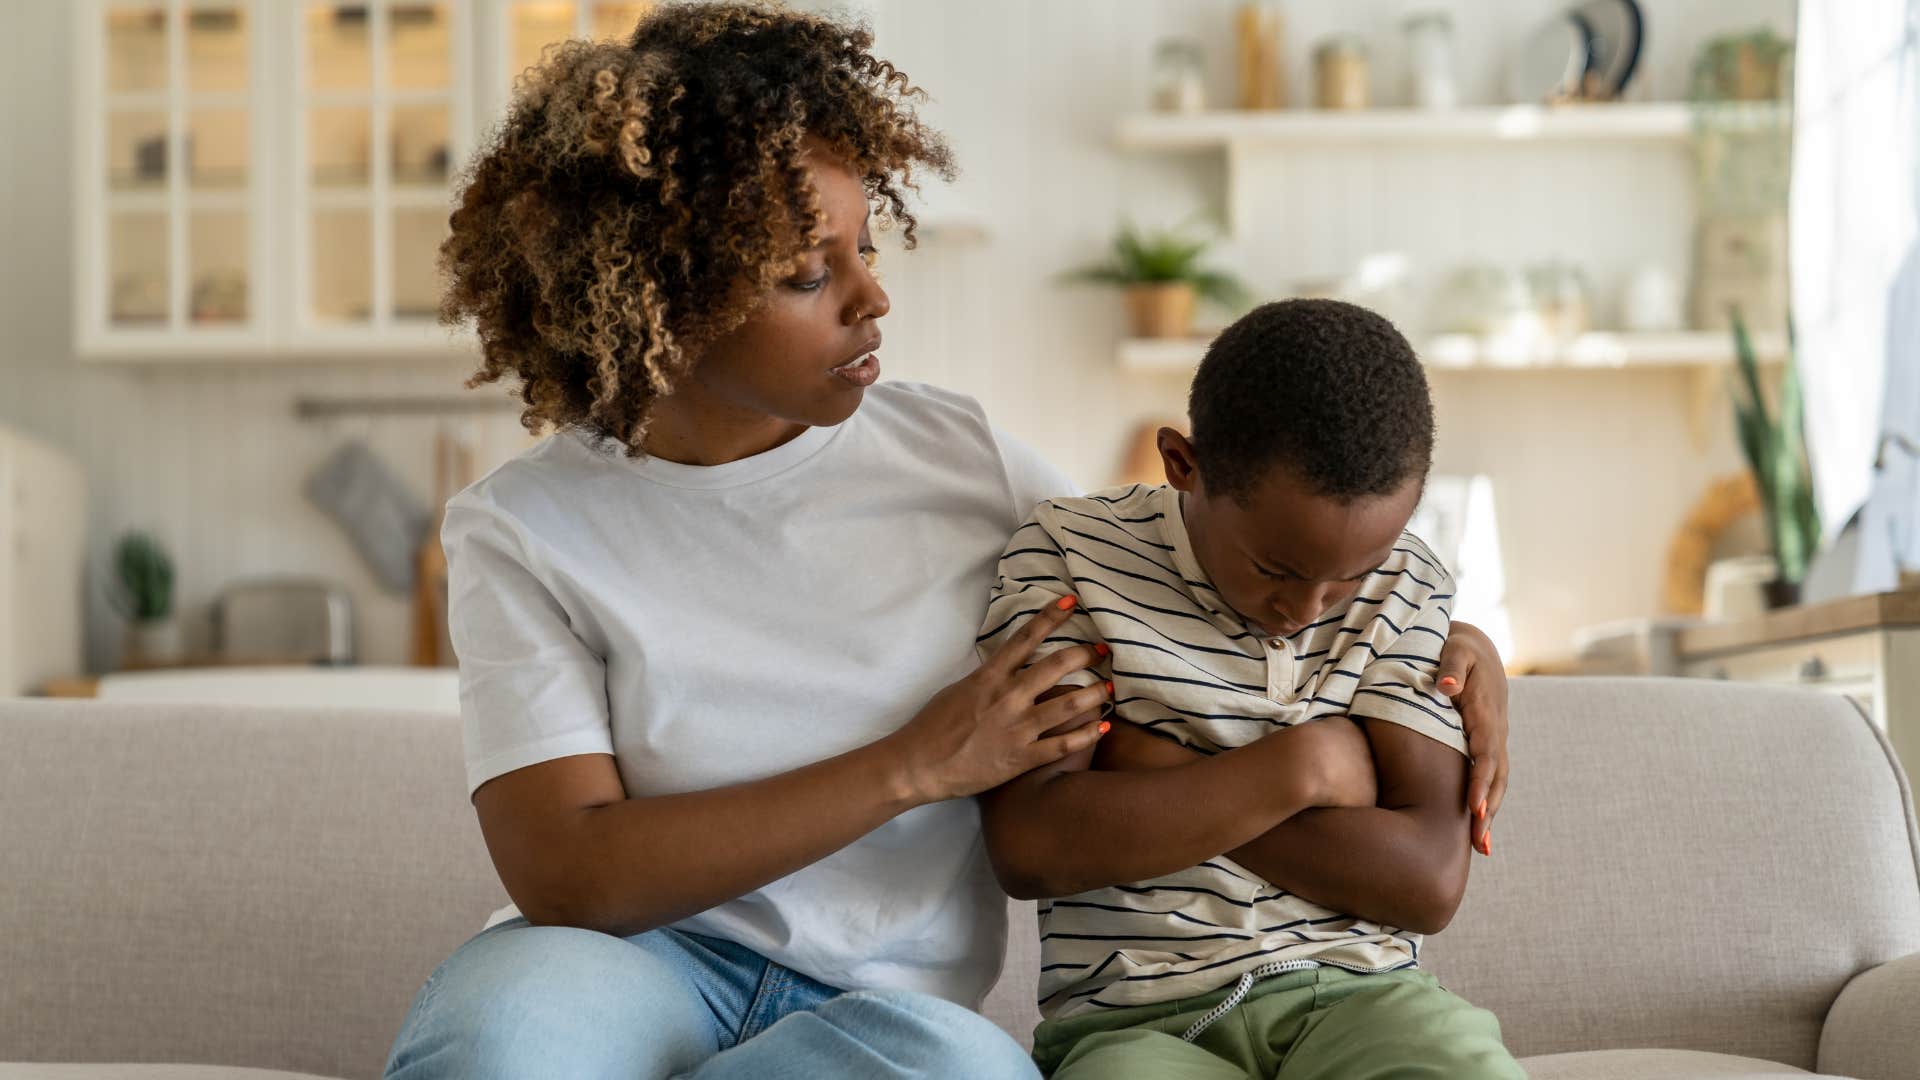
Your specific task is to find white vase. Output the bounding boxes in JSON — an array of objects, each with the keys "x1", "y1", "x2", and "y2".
[
  {"x1": 122, "y1": 619, "x2": 182, "y2": 670},
  {"x1": 1623, "y1": 266, "x2": 1683, "y2": 333}
]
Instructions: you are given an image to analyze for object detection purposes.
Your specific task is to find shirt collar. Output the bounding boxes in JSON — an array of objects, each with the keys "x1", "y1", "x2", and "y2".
[{"x1": 1154, "y1": 485, "x2": 1257, "y2": 639}]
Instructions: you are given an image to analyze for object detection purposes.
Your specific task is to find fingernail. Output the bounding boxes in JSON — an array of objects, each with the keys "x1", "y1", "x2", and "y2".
[
  {"x1": 1056, "y1": 595, "x2": 1078, "y2": 611},
  {"x1": 1104, "y1": 681, "x2": 1115, "y2": 696},
  {"x1": 1475, "y1": 799, "x2": 1487, "y2": 818},
  {"x1": 1441, "y1": 677, "x2": 1459, "y2": 688},
  {"x1": 1098, "y1": 721, "x2": 1111, "y2": 734},
  {"x1": 1481, "y1": 832, "x2": 1493, "y2": 856},
  {"x1": 1094, "y1": 643, "x2": 1111, "y2": 658}
]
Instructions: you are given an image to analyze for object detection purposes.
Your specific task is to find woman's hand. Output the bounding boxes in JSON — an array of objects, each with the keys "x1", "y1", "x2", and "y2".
[
  {"x1": 1438, "y1": 620, "x2": 1509, "y2": 856},
  {"x1": 884, "y1": 596, "x2": 1112, "y2": 804}
]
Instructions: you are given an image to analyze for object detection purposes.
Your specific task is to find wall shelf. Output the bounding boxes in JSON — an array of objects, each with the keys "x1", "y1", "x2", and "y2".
[
  {"x1": 1117, "y1": 331, "x2": 1786, "y2": 373},
  {"x1": 1114, "y1": 102, "x2": 1787, "y2": 152},
  {"x1": 1116, "y1": 102, "x2": 1787, "y2": 236}
]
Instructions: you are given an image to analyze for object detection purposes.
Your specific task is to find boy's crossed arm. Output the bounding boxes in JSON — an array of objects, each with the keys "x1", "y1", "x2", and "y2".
[
  {"x1": 1095, "y1": 717, "x2": 1472, "y2": 935},
  {"x1": 977, "y1": 693, "x2": 1378, "y2": 902}
]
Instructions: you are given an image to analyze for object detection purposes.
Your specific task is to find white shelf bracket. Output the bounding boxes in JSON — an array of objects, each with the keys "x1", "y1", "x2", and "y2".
[{"x1": 1223, "y1": 138, "x2": 1248, "y2": 239}]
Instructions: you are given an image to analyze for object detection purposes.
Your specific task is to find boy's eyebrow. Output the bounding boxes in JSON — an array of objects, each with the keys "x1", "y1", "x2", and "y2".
[{"x1": 1255, "y1": 553, "x2": 1385, "y2": 583}]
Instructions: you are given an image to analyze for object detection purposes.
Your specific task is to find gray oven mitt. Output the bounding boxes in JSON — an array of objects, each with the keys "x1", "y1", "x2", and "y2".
[{"x1": 305, "y1": 440, "x2": 430, "y2": 595}]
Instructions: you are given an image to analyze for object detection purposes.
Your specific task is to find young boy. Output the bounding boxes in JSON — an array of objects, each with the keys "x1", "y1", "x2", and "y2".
[{"x1": 976, "y1": 299, "x2": 1523, "y2": 1078}]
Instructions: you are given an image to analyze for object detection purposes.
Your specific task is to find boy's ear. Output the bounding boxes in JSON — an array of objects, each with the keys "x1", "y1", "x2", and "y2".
[{"x1": 1157, "y1": 428, "x2": 1200, "y2": 494}]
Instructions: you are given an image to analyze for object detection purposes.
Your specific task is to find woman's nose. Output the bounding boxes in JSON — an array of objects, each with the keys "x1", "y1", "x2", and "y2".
[{"x1": 847, "y1": 267, "x2": 890, "y2": 324}]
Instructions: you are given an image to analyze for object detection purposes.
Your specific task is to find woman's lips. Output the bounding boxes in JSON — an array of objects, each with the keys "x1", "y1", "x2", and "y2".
[{"x1": 831, "y1": 352, "x2": 880, "y2": 387}]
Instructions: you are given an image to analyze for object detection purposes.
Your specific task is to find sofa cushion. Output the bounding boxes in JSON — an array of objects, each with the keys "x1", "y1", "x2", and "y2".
[
  {"x1": 1519, "y1": 1048, "x2": 1831, "y2": 1078},
  {"x1": 0, "y1": 1066, "x2": 339, "y2": 1080}
]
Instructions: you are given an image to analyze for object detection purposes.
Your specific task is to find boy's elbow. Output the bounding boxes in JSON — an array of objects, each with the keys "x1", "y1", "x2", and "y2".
[
  {"x1": 1404, "y1": 853, "x2": 1471, "y2": 934},
  {"x1": 1405, "y1": 889, "x2": 1463, "y2": 935},
  {"x1": 985, "y1": 838, "x2": 1068, "y2": 901}
]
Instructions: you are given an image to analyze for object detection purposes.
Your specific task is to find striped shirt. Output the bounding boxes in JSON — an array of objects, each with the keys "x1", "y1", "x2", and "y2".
[{"x1": 976, "y1": 483, "x2": 1467, "y2": 1018}]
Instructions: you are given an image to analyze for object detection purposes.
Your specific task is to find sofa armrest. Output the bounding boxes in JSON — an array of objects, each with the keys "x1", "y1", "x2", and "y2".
[{"x1": 1818, "y1": 952, "x2": 1920, "y2": 1079}]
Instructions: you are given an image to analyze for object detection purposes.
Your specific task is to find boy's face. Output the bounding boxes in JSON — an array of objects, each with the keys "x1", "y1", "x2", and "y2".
[{"x1": 1159, "y1": 429, "x2": 1422, "y2": 641}]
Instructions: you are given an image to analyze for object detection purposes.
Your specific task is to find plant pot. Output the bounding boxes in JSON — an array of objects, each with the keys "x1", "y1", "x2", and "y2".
[
  {"x1": 121, "y1": 618, "x2": 182, "y2": 670},
  {"x1": 1125, "y1": 283, "x2": 1196, "y2": 339},
  {"x1": 1763, "y1": 578, "x2": 1802, "y2": 610}
]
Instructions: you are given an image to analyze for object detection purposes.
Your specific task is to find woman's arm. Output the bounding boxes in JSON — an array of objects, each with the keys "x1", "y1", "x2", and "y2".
[
  {"x1": 477, "y1": 600, "x2": 1112, "y2": 937},
  {"x1": 1437, "y1": 621, "x2": 1510, "y2": 853}
]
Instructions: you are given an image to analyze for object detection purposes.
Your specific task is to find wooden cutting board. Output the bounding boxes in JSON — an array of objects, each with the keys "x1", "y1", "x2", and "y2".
[{"x1": 411, "y1": 430, "x2": 472, "y2": 667}]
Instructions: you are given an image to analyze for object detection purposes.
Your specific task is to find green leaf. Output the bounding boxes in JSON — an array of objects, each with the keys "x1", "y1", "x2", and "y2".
[{"x1": 1063, "y1": 217, "x2": 1246, "y2": 297}]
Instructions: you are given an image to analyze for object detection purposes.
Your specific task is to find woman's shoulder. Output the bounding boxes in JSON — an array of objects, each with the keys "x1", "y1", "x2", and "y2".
[
  {"x1": 853, "y1": 380, "x2": 1001, "y2": 469},
  {"x1": 445, "y1": 429, "x2": 606, "y2": 528},
  {"x1": 860, "y1": 381, "x2": 1077, "y2": 513},
  {"x1": 860, "y1": 379, "x2": 992, "y2": 433}
]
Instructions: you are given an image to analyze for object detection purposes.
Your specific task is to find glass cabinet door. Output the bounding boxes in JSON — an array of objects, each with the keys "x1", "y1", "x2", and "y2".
[
  {"x1": 299, "y1": 1, "x2": 464, "y2": 330},
  {"x1": 504, "y1": 1, "x2": 651, "y2": 91},
  {"x1": 96, "y1": 2, "x2": 256, "y2": 334}
]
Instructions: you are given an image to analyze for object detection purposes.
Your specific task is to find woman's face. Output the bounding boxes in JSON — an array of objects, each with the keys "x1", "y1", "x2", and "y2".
[{"x1": 676, "y1": 142, "x2": 891, "y2": 439}]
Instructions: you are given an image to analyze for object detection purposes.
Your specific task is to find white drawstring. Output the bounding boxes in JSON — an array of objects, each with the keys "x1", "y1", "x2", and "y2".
[{"x1": 1180, "y1": 960, "x2": 1319, "y2": 1042}]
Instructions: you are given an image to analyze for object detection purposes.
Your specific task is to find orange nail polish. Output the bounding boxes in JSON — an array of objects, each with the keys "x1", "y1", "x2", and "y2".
[
  {"x1": 1056, "y1": 595, "x2": 1078, "y2": 611},
  {"x1": 1475, "y1": 799, "x2": 1487, "y2": 818},
  {"x1": 1098, "y1": 721, "x2": 1111, "y2": 734},
  {"x1": 1094, "y1": 643, "x2": 1110, "y2": 658},
  {"x1": 1104, "y1": 681, "x2": 1115, "y2": 696},
  {"x1": 1441, "y1": 677, "x2": 1459, "y2": 688}
]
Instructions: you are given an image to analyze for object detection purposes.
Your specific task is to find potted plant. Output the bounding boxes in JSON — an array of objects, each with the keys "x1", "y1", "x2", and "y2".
[
  {"x1": 110, "y1": 531, "x2": 178, "y2": 668},
  {"x1": 1064, "y1": 220, "x2": 1251, "y2": 339},
  {"x1": 1690, "y1": 28, "x2": 1794, "y2": 104},
  {"x1": 1729, "y1": 309, "x2": 1819, "y2": 608}
]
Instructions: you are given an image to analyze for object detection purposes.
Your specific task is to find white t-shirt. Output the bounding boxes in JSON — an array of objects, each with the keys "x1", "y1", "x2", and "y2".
[{"x1": 444, "y1": 380, "x2": 1075, "y2": 1005}]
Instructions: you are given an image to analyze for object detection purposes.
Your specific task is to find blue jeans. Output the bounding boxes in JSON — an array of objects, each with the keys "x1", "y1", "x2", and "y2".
[{"x1": 383, "y1": 918, "x2": 1040, "y2": 1079}]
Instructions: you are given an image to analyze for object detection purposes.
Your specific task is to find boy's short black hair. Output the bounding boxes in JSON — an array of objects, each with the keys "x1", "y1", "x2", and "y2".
[{"x1": 1188, "y1": 298, "x2": 1434, "y2": 503}]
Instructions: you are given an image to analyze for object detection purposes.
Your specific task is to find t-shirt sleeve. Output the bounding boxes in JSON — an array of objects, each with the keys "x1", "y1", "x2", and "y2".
[
  {"x1": 992, "y1": 426, "x2": 1080, "y2": 527},
  {"x1": 976, "y1": 506, "x2": 1103, "y2": 690},
  {"x1": 443, "y1": 499, "x2": 615, "y2": 796},
  {"x1": 1350, "y1": 564, "x2": 1468, "y2": 756}
]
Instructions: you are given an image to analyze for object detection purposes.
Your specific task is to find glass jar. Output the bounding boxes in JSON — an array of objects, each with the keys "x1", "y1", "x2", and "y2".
[
  {"x1": 1527, "y1": 262, "x2": 1592, "y2": 339},
  {"x1": 1150, "y1": 38, "x2": 1208, "y2": 113},
  {"x1": 1403, "y1": 11, "x2": 1457, "y2": 110},
  {"x1": 1314, "y1": 36, "x2": 1370, "y2": 110},
  {"x1": 1234, "y1": 4, "x2": 1286, "y2": 110},
  {"x1": 1433, "y1": 265, "x2": 1535, "y2": 337}
]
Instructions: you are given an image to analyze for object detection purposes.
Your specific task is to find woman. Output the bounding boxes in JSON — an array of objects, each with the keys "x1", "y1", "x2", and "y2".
[{"x1": 383, "y1": 6, "x2": 1510, "y2": 1078}]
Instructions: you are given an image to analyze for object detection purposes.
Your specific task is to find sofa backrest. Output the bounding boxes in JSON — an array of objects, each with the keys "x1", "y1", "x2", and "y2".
[
  {"x1": 5, "y1": 678, "x2": 1918, "y2": 1076},
  {"x1": 1421, "y1": 677, "x2": 1920, "y2": 1068},
  {"x1": 0, "y1": 700, "x2": 506, "y2": 1079}
]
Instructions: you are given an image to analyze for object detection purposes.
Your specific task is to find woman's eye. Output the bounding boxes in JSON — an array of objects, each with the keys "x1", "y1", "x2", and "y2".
[{"x1": 790, "y1": 274, "x2": 828, "y2": 292}]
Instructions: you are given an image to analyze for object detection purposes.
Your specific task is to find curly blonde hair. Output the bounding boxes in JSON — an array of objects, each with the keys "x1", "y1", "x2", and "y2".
[{"x1": 441, "y1": 2, "x2": 954, "y2": 451}]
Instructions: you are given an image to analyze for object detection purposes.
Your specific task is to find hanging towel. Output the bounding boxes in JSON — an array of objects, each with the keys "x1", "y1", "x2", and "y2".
[{"x1": 306, "y1": 440, "x2": 430, "y2": 595}]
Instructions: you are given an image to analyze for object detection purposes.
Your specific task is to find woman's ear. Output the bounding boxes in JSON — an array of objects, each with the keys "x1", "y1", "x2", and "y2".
[{"x1": 1157, "y1": 428, "x2": 1201, "y2": 493}]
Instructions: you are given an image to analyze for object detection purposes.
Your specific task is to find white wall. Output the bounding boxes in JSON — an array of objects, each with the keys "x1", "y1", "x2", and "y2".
[{"x1": 1, "y1": 0, "x2": 1794, "y2": 674}]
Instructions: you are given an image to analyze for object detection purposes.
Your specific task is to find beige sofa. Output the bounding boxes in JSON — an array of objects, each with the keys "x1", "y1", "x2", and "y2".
[{"x1": 3, "y1": 678, "x2": 1918, "y2": 1079}]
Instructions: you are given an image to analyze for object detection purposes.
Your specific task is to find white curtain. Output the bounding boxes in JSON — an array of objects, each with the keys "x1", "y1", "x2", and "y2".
[{"x1": 1789, "y1": 0, "x2": 1920, "y2": 589}]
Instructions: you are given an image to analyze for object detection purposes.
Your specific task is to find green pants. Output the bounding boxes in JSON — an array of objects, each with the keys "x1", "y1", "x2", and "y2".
[{"x1": 1032, "y1": 967, "x2": 1524, "y2": 1080}]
